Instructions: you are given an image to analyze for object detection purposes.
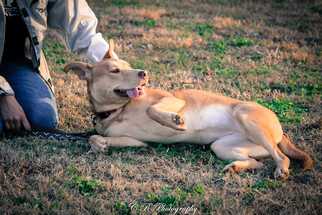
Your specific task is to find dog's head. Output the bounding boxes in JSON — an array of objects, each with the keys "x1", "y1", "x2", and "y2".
[{"x1": 64, "y1": 40, "x2": 148, "y2": 112}]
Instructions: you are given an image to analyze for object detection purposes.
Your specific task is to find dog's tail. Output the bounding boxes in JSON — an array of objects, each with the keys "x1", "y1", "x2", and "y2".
[{"x1": 278, "y1": 133, "x2": 314, "y2": 170}]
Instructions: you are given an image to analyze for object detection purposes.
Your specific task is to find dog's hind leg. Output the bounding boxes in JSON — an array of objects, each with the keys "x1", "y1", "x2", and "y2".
[
  {"x1": 89, "y1": 135, "x2": 148, "y2": 152},
  {"x1": 211, "y1": 133, "x2": 268, "y2": 173},
  {"x1": 233, "y1": 104, "x2": 290, "y2": 179},
  {"x1": 147, "y1": 96, "x2": 186, "y2": 130}
]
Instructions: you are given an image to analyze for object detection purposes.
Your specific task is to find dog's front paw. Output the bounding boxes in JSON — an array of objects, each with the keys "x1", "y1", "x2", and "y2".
[
  {"x1": 89, "y1": 135, "x2": 109, "y2": 152},
  {"x1": 223, "y1": 163, "x2": 243, "y2": 173}
]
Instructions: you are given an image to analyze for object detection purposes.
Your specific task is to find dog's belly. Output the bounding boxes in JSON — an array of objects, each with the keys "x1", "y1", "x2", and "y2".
[
  {"x1": 105, "y1": 105, "x2": 243, "y2": 144},
  {"x1": 179, "y1": 105, "x2": 243, "y2": 143},
  {"x1": 185, "y1": 105, "x2": 240, "y2": 130}
]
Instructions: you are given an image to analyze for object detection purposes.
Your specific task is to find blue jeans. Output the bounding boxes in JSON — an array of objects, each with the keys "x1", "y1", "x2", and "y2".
[{"x1": 0, "y1": 62, "x2": 58, "y2": 132}]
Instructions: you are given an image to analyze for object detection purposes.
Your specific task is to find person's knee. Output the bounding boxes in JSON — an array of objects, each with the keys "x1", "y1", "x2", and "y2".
[
  {"x1": 27, "y1": 101, "x2": 58, "y2": 129},
  {"x1": 0, "y1": 120, "x2": 4, "y2": 134}
]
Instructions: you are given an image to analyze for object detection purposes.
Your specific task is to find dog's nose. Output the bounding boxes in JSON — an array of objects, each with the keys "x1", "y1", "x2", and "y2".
[{"x1": 138, "y1": 70, "x2": 147, "y2": 79}]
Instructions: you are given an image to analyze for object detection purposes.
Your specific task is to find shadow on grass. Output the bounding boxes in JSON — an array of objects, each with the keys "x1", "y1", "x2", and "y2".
[
  {"x1": 0, "y1": 135, "x2": 229, "y2": 169},
  {"x1": 0, "y1": 136, "x2": 90, "y2": 156}
]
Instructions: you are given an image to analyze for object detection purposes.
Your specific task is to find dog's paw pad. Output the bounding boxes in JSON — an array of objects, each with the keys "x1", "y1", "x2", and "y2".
[{"x1": 172, "y1": 114, "x2": 184, "y2": 125}]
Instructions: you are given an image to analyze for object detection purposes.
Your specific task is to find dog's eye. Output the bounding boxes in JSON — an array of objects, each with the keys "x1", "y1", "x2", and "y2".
[{"x1": 110, "y1": 69, "x2": 120, "y2": 74}]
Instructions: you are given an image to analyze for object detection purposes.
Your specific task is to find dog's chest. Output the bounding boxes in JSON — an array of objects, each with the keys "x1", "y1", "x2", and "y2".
[{"x1": 103, "y1": 107, "x2": 178, "y2": 141}]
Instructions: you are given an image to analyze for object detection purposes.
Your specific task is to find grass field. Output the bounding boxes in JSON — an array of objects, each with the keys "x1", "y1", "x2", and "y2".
[{"x1": 0, "y1": 0, "x2": 321, "y2": 214}]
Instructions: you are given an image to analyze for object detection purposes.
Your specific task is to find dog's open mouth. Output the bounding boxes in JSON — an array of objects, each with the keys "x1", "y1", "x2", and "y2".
[{"x1": 114, "y1": 86, "x2": 145, "y2": 98}]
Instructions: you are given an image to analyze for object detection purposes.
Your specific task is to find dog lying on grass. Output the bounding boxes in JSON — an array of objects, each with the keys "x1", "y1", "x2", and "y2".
[{"x1": 64, "y1": 40, "x2": 313, "y2": 180}]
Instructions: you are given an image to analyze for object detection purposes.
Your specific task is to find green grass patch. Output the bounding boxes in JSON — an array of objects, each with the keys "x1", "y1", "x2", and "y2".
[
  {"x1": 192, "y1": 63, "x2": 208, "y2": 76},
  {"x1": 145, "y1": 186, "x2": 181, "y2": 206},
  {"x1": 132, "y1": 18, "x2": 156, "y2": 28},
  {"x1": 315, "y1": 47, "x2": 322, "y2": 57},
  {"x1": 66, "y1": 164, "x2": 80, "y2": 176},
  {"x1": 210, "y1": 196, "x2": 223, "y2": 208},
  {"x1": 144, "y1": 19, "x2": 157, "y2": 28},
  {"x1": 207, "y1": 40, "x2": 227, "y2": 55},
  {"x1": 251, "y1": 179, "x2": 283, "y2": 191},
  {"x1": 229, "y1": 37, "x2": 254, "y2": 47},
  {"x1": 269, "y1": 83, "x2": 322, "y2": 97},
  {"x1": 154, "y1": 144, "x2": 185, "y2": 159},
  {"x1": 209, "y1": 56, "x2": 223, "y2": 70},
  {"x1": 194, "y1": 23, "x2": 214, "y2": 37},
  {"x1": 68, "y1": 176, "x2": 102, "y2": 196},
  {"x1": 144, "y1": 183, "x2": 206, "y2": 207},
  {"x1": 175, "y1": 48, "x2": 191, "y2": 67},
  {"x1": 153, "y1": 143, "x2": 215, "y2": 165},
  {"x1": 192, "y1": 183, "x2": 206, "y2": 197},
  {"x1": 208, "y1": 56, "x2": 239, "y2": 78},
  {"x1": 12, "y1": 196, "x2": 28, "y2": 205},
  {"x1": 256, "y1": 98, "x2": 308, "y2": 124},
  {"x1": 130, "y1": 59, "x2": 145, "y2": 69},
  {"x1": 290, "y1": 65, "x2": 321, "y2": 85},
  {"x1": 216, "y1": 67, "x2": 238, "y2": 78},
  {"x1": 66, "y1": 165, "x2": 103, "y2": 196},
  {"x1": 43, "y1": 40, "x2": 67, "y2": 66},
  {"x1": 110, "y1": 0, "x2": 139, "y2": 7},
  {"x1": 205, "y1": 0, "x2": 241, "y2": 5},
  {"x1": 9, "y1": 196, "x2": 43, "y2": 210},
  {"x1": 242, "y1": 192, "x2": 255, "y2": 206},
  {"x1": 310, "y1": 4, "x2": 322, "y2": 15},
  {"x1": 114, "y1": 201, "x2": 131, "y2": 215},
  {"x1": 249, "y1": 66, "x2": 271, "y2": 76},
  {"x1": 207, "y1": 37, "x2": 254, "y2": 56},
  {"x1": 249, "y1": 51, "x2": 264, "y2": 61},
  {"x1": 190, "y1": 55, "x2": 236, "y2": 79}
]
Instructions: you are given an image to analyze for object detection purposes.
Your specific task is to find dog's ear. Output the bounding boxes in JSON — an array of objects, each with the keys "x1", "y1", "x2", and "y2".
[
  {"x1": 104, "y1": 39, "x2": 119, "y2": 59},
  {"x1": 64, "y1": 62, "x2": 93, "y2": 80}
]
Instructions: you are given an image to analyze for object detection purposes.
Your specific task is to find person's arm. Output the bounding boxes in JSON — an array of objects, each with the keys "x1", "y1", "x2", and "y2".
[
  {"x1": 0, "y1": 76, "x2": 31, "y2": 131},
  {"x1": 47, "y1": 0, "x2": 108, "y2": 62}
]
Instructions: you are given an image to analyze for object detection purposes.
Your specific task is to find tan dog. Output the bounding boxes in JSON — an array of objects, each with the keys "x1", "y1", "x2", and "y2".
[{"x1": 65, "y1": 40, "x2": 313, "y2": 179}]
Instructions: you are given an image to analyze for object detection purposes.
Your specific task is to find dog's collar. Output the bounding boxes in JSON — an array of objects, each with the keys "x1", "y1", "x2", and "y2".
[
  {"x1": 92, "y1": 109, "x2": 118, "y2": 126},
  {"x1": 92, "y1": 103, "x2": 129, "y2": 126},
  {"x1": 95, "y1": 109, "x2": 118, "y2": 120}
]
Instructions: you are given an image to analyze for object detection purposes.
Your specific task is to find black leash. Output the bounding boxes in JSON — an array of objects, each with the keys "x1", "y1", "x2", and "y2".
[
  {"x1": 2, "y1": 128, "x2": 97, "y2": 142},
  {"x1": 1, "y1": 114, "x2": 100, "y2": 142}
]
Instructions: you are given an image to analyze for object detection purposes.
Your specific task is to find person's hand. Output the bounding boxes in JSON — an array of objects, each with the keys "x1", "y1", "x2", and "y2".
[{"x1": 0, "y1": 96, "x2": 31, "y2": 132}]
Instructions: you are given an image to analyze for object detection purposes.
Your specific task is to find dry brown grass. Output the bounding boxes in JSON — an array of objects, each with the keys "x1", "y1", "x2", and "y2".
[
  {"x1": 213, "y1": 16, "x2": 242, "y2": 29},
  {"x1": 142, "y1": 27, "x2": 204, "y2": 49},
  {"x1": 0, "y1": 0, "x2": 321, "y2": 214},
  {"x1": 121, "y1": 7, "x2": 167, "y2": 20},
  {"x1": 279, "y1": 42, "x2": 316, "y2": 63}
]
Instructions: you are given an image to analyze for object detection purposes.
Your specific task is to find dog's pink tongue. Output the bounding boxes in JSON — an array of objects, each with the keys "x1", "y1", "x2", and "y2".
[{"x1": 126, "y1": 88, "x2": 139, "y2": 98}]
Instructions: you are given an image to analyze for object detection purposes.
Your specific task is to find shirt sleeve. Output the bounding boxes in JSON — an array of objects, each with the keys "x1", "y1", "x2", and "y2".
[
  {"x1": 47, "y1": 0, "x2": 108, "y2": 62},
  {"x1": 0, "y1": 76, "x2": 14, "y2": 95}
]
